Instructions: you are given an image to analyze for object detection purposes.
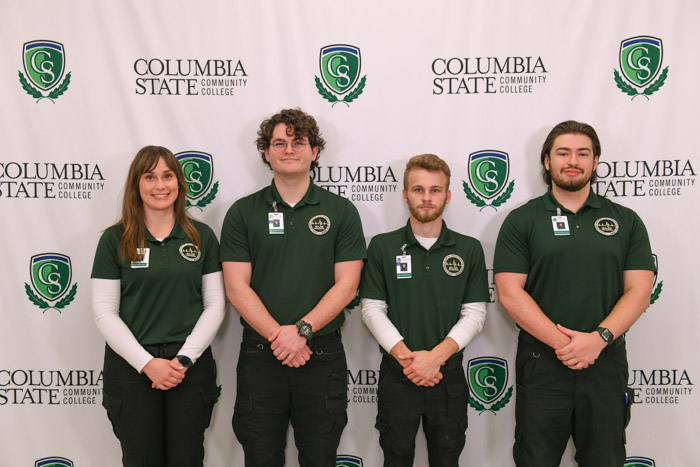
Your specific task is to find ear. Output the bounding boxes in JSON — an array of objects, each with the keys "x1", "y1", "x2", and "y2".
[
  {"x1": 311, "y1": 146, "x2": 318, "y2": 161},
  {"x1": 593, "y1": 155, "x2": 599, "y2": 171},
  {"x1": 402, "y1": 189, "x2": 408, "y2": 204},
  {"x1": 446, "y1": 189, "x2": 452, "y2": 205},
  {"x1": 264, "y1": 147, "x2": 270, "y2": 163},
  {"x1": 544, "y1": 154, "x2": 550, "y2": 171}
]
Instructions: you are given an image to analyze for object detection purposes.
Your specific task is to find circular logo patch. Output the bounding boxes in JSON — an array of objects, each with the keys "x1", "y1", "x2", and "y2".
[
  {"x1": 594, "y1": 217, "x2": 619, "y2": 236},
  {"x1": 308, "y1": 215, "x2": 331, "y2": 235},
  {"x1": 179, "y1": 243, "x2": 201, "y2": 262},
  {"x1": 443, "y1": 254, "x2": 465, "y2": 277}
]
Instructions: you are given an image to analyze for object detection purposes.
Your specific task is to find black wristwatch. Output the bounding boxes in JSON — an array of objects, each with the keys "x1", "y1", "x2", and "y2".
[
  {"x1": 296, "y1": 320, "x2": 314, "y2": 340},
  {"x1": 596, "y1": 327, "x2": 614, "y2": 346},
  {"x1": 177, "y1": 355, "x2": 193, "y2": 368}
]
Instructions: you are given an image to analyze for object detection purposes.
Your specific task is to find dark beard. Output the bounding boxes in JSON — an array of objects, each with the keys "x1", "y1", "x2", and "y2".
[{"x1": 550, "y1": 170, "x2": 592, "y2": 192}]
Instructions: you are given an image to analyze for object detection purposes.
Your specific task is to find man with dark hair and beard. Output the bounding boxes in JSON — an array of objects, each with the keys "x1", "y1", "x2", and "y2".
[
  {"x1": 360, "y1": 154, "x2": 489, "y2": 466},
  {"x1": 494, "y1": 121, "x2": 656, "y2": 467}
]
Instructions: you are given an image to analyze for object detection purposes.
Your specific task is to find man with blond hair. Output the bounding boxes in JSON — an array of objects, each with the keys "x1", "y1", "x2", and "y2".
[{"x1": 360, "y1": 154, "x2": 489, "y2": 466}]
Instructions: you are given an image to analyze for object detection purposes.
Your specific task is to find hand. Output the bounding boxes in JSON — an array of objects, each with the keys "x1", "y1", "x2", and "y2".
[
  {"x1": 170, "y1": 357, "x2": 188, "y2": 374},
  {"x1": 142, "y1": 357, "x2": 186, "y2": 390},
  {"x1": 554, "y1": 324, "x2": 607, "y2": 370},
  {"x1": 399, "y1": 350, "x2": 444, "y2": 387},
  {"x1": 269, "y1": 325, "x2": 312, "y2": 368}
]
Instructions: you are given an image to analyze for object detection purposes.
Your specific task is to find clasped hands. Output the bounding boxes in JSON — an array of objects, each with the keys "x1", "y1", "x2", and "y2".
[
  {"x1": 554, "y1": 324, "x2": 607, "y2": 370},
  {"x1": 143, "y1": 357, "x2": 188, "y2": 390},
  {"x1": 398, "y1": 350, "x2": 446, "y2": 387},
  {"x1": 269, "y1": 325, "x2": 313, "y2": 368}
]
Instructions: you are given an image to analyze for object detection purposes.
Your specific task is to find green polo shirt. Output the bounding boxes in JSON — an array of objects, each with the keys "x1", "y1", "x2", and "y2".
[
  {"x1": 360, "y1": 220, "x2": 489, "y2": 354},
  {"x1": 494, "y1": 189, "x2": 655, "y2": 332},
  {"x1": 91, "y1": 220, "x2": 221, "y2": 345},
  {"x1": 220, "y1": 179, "x2": 366, "y2": 335}
]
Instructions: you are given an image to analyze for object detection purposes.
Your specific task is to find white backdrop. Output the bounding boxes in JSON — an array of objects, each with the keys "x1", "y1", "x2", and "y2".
[{"x1": 1, "y1": 1, "x2": 698, "y2": 466}]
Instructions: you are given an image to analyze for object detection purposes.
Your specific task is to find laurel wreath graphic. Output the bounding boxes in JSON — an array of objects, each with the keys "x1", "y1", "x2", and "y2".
[
  {"x1": 649, "y1": 280, "x2": 663, "y2": 305},
  {"x1": 315, "y1": 75, "x2": 367, "y2": 107},
  {"x1": 463, "y1": 179, "x2": 515, "y2": 211},
  {"x1": 186, "y1": 181, "x2": 219, "y2": 211},
  {"x1": 18, "y1": 71, "x2": 71, "y2": 103},
  {"x1": 24, "y1": 282, "x2": 77, "y2": 313},
  {"x1": 614, "y1": 67, "x2": 668, "y2": 100},
  {"x1": 469, "y1": 385, "x2": 513, "y2": 415}
]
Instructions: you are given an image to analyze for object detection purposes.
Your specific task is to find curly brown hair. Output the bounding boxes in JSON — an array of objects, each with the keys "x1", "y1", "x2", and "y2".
[{"x1": 256, "y1": 108, "x2": 326, "y2": 170}]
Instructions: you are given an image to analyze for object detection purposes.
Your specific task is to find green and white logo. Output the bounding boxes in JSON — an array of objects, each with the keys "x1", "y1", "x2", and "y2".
[
  {"x1": 624, "y1": 457, "x2": 655, "y2": 467},
  {"x1": 650, "y1": 254, "x2": 663, "y2": 306},
  {"x1": 315, "y1": 44, "x2": 367, "y2": 106},
  {"x1": 175, "y1": 151, "x2": 219, "y2": 211},
  {"x1": 35, "y1": 457, "x2": 74, "y2": 467},
  {"x1": 336, "y1": 455, "x2": 363, "y2": 467},
  {"x1": 614, "y1": 36, "x2": 668, "y2": 100},
  {"x1": 468, "y1": 357, "x2": 513, "y2": 415},
  {"x1": 25, "y1": 253, "x2": 78, "y2": 313},
  {"x1": 19, "y1": 41, "x2": 71, "y2": 103},
  {"x1": 463, "y1": 150, "x2": 515, "y2": 211}
]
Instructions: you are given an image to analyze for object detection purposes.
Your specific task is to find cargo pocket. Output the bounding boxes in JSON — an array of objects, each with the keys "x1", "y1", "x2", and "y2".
[
  {"x1": 232, "y1": 395, "x2": 254, "y2": 446},
  {"x1": 447, "y1": 382, "x2": 469, "y2": 432},
  {"x1": 102, "y1": 391, "x2": 122, "y2": 438}
]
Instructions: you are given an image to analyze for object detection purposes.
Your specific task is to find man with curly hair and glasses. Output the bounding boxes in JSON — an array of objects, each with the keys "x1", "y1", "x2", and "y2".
[{"x1": 220, "y1": 108, "x2": 366, "y2": 467}]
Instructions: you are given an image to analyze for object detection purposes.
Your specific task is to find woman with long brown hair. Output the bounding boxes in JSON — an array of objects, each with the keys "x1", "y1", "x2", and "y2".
[{"x1": 91, "y1": 146, "x2": 224, "y2": 466}]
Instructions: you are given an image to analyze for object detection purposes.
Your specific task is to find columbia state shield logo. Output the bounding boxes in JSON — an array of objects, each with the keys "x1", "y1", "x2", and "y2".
[
  {"x1": 175, "y1": 151, "x2": 219, "y2": 210},
  {"x1": 463, "y1": 150, "x2": 515, "y2": 211},
  {"x1": 35, "y1": 457, "x2": 74, "y2": 467},
  {"x1": 624, "y1": 457, "x2": 655, "y2": 467},
  {"x1": 468, "y1": 357, "x2": 513, "y2": 414},
  {"x1": 25, "y1": 253, "x2": 78, "y2": 312},
  {"x1": 315, "y1": 44, "x2": 367, "y2": 106},
  {"x1": 19, "y1": 40, "x2": 72, "y2": 102},
  {"x1": 614, "y1": 35, "x2": 668, "y2": 100}
]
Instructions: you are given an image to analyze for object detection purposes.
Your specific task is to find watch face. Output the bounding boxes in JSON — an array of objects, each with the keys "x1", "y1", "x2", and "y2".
[
  {"x1": 598, "y1": 328, "x2": 613, "y2": 343},
  {"x1": 297, "y1": 321, "x2": 313, "y2": 338},
  {"x1": 177, "y1": 355, "x2": 193, "y2": 368}
]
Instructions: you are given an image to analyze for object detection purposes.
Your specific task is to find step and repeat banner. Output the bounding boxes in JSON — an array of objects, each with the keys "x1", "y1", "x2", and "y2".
[{"x1": 1, "y1": 1, "x2": 698, "y2": 466}]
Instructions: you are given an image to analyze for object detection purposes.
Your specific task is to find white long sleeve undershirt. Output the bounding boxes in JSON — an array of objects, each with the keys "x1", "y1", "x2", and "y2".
[
  {"x1": 92, "y1": 272, "x2": 225, "y2": 372},
  {"x1": 361, "y1": 298, "x2": 487, "y2": 354},
  {"x1": 360, "y1": 232, "x2": 487, "y2": 353}
]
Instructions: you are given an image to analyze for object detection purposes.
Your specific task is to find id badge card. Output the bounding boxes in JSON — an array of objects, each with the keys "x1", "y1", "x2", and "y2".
[
  {"x1": 552, "y1": 216, "x2": 570, "y2": 236},
  {"x1": 131, "y1": 248, "x2": 150, "y2": 268},
  {"x1": 396, "y1": 255, "x2": 412, "y2": 279},
  {"x1": 269, "y1": 212, "x2": 284, "y2": 234}
]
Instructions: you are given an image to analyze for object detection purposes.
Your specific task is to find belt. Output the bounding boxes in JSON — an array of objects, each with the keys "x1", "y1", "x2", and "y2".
[
  {"x1": 519, "y1": 330, "x2": 625, "y2": 354},
  {"x1": 141, "y1": 342, "x2": 183, "y2": 358},
  {"x1": 243, "y1": 327, "x2": 341, "y2": 348},
  {"x1": 383, "y1": 352, "x2": 464, "y2": 372}
]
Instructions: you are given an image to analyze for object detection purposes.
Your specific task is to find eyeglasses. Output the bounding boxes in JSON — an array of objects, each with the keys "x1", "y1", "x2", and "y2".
[{"x1": 270, "y1": 140, "x2": 309, "y2": 153}]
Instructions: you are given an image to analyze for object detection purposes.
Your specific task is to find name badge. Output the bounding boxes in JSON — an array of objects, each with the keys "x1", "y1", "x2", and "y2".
[
  {"x1": 269, "y1": 212, "x2": 284, "y2": 234},
  {"x1": 552, "y1": 216, "x2": 570, "y2": 236},
  {"x1": 396, "y1": 255, "x2": 412, "y2": 279},
  {"x1": 131, "y1": 248, "x2": 150, "y2": 268}
]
